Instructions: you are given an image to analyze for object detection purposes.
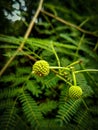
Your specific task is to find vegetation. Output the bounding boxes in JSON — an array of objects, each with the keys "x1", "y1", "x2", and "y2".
[{"x1": 0, "y1": 0, "x2": 98, "y2": 130}]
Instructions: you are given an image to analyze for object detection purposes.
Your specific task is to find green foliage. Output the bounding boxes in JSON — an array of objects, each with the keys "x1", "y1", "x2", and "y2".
[
  {"x1": 57, "y1": 99, "x2": 82, "y2": 124},
  {"x1": 19, "y1": 92, "x2": 43, "y2": 128},
  {"x1": 0, "y1": 0, "x2": 98, "y2": 130},
  {"x1": 74, "y1": 110, "x2": 91, "y2": 130},
  {"x1": 0, "y1": 106, "x2": 17, "y2": 130}
]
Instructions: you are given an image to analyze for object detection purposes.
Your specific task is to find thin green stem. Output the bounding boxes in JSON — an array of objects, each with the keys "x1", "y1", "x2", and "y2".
[
  {"x1": 79, "y1": 18, "x2": 90, "y2": 27},
  {"x1": 73, "y1": 72, "x2": 77, "y2": 86},
  {"x1": 75, "y1": 69, "x2": 98, "y2": 74},
  {"x1": 82, "y1": 99, "x2": 89, "y2": 110},
  {"x1": 66, "y1": 60, "x2": 81, "y2": 68},
  {"x1": 49, "y1": 66, "x2": 70, "y2": 70},
  {"x1": 57, "y1": 74, "x2": 72, "y2": 86},
  {"x1": 79, "y1": 64, "x2": 98, "y2": 86},
  {"x1": 71, "y1": 67, "x2": 77, "y2": 86},
  {"x1": 51, "y1": 43, "x2": 60, "y2": 67}
]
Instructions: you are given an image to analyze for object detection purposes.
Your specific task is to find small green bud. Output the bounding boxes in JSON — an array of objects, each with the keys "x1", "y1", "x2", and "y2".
[
  {"x1": 32, "y1": 60, "x2": 50, "y2": 76},
  {"x1": 69, "y1": 85, "x2": 83, "y2": 99}
]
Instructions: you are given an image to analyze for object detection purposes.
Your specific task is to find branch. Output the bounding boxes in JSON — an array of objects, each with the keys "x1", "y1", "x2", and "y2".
[
  {"x1": 0, "y1": 0, "x2": 44, "y2": 77},
  {"x1": 21, "y1": 50, "x2": 37, "y2": 62},
  {"x1": 41, "y1": 9, "x2": 98, "y2": 37}
]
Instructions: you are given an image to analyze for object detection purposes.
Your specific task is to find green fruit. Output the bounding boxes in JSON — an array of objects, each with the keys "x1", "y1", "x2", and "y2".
[
  {"x1": 69, "y1": 86, "x2": 83, "y2": 99},
  {"x1": 32, "y1": 60, "x2": 50, "y2": 76}
]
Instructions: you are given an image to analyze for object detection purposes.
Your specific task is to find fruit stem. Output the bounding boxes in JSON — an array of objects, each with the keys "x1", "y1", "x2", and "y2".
[
  {"x1": 71, "y1": 67, "x2": 77, "y2": 86},
  {"x1": 65, "y1": 60, "x2": 81, "y2": 68},
  {"x1": 75, "y1": 69, "x2": 98, "y2": 74},
  {"x1": 57, "y1": 74, "x2": 72, "y2": 86},
  {"x1": 49, "y1": 66, "x2": 70, "y2": 70},
  {"x1": 51, "y1": 43, "x2": 60, "y2": 67}
]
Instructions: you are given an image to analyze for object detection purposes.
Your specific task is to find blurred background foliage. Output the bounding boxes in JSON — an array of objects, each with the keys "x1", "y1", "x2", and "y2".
[
  {"x1": 0, "y1": 0, "x2": 98, "y2": 130},
  {"x1": 0, "y1": 0, "x2": 98, "y2": 67},
  {"x1": 1, "y1": 0, "x2": 98, "y2": 35}
]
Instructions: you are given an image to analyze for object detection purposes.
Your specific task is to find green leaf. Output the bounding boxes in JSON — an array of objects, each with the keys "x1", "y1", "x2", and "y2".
[
  {"x1": 57, "y1": 99, "x2": 82, "y2": 124},
  {"x1": 19, "y1": 92, "x2": 43, "y2": 128}
]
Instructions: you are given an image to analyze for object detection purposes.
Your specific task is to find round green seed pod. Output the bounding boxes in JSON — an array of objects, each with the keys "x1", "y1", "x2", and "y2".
[
  {"x1": 32, "y1": 60, "x2": 50, "y2": 76},
  {"x1": 69, "y1": 86, "x2": 83, "y2": 99}
]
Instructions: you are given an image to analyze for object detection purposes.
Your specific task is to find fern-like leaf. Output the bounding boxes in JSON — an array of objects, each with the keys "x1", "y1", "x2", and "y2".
[
  {"x1": 76, "y1": 73, "x2": 94, "y2": 97},
  {"x1": 56, "y1": 99, "x2": 82, "y2": 124},
  {"x1": 74, "y1": 109, "x2": 91, "y2": 130},
  {"x1": 25, "y1": 80, "x2": 42, "y2": 97},
  {"x1": 0, "y1": 99, "x2": 14, "y2": 110},
  {"x1": 14, "y1": 115, "x2": 30, "y2": 130},
  {"x1": 0, "y1": 106, "x2": 17, "y2": 130},
  {"x1": 0, "y1": 88, "x2": 22, "y2": 99},
  {"x1": 19, "y1": 91, "x2": 43, "y2": 128},
  {"x1": 41, "y1": 73, "x2": 59, "y2": 88},
  {"x1": 39, "y1": 100, "x2": 57, "y2": 115}
]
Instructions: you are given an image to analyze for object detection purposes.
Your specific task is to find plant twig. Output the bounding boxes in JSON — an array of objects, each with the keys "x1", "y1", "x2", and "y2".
[
  {"x1": 21, "y1": 50, "x2": 37, "y2": 62},
  {"x1": 66, "y1": 60, "x2": 82, "y2": 68},
  {"x1": 41, "y1": 9, "x2": 98, "y2": 37},
  {"x1": 51, "y1": 43, "x2": 60, "y2": 67},
  {"x1": 71, "y1": 67, "x2": 77, "y2": 86},
  {"x1": 0, "y1": 0, "x2": 44, "y2": 77},
  {"x1": 75, "y1": 69, "x2": 98, "y2": 74}
]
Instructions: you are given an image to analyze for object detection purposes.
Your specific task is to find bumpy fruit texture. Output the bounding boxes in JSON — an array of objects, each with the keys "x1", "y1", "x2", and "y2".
[
  {"x1": 32, "y1": 60, "x2": 50, "y2": 76},
  {"x1": 69, "y1": 86, "x2": 83, "y2": 99}
]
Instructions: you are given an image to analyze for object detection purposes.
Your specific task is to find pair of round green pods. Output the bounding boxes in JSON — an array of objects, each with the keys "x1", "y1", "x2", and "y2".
[{"x1": 32, "y1": 60, "x2": 83, "y2": 99}]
